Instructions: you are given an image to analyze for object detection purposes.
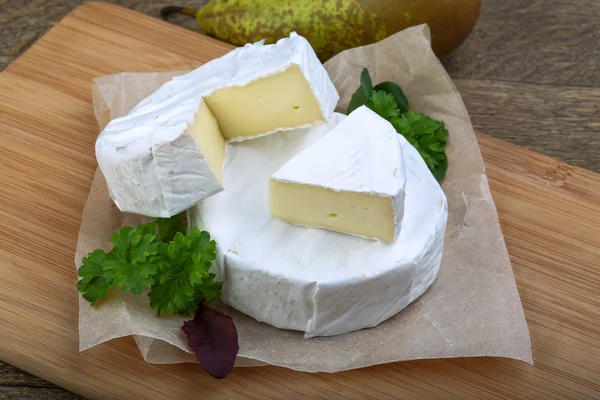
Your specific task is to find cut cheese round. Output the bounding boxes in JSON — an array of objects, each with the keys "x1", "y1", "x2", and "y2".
[
  {"x1": 189, "y1": 113, "x2": 448, "y2": 338},
  {"x1": 270, "y1": 106, "x2": 406, "y2": 243},
  {"x1": 96, "y1": 32, "x2": 339, "y2": 218}
]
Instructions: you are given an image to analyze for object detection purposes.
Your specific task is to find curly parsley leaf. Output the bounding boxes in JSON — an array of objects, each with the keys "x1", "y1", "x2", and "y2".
[
  {"x1": 78, "y1": 218, "x2": 234, "y2": 377},
  {"x1": 196, "y1": 275, "x2": 223, "y2": 302},
  {"x1": 101, "y1": 226, "x2": 159, "y2": 295},
  {"x1": 77, "y1": 217, "x2": 221, "y2": 315},
  {"x1": 77, "y1": 227, "x2": 160, "y2": 301},
  {"x1": 348, "y1": 69, "x2": 410, "y2": 115},
  {"x1": 140, "y1": 213, "x2": 187, "y2": 243},
  {"x1": 77, "y1": 249, "x2": 111, "y2": 305},
  {"x1": 368, "y1": 91, "x2": 401, "y2": 120},
  {"x1": 373, "y1": 81, "x2": 409, "y2": 113},
  {"x1": 392, "y1": 111, "x2": 449, "y2": 182},
  {"x1": 148, "y1": 227, "x2": 219, "y2": 316}
]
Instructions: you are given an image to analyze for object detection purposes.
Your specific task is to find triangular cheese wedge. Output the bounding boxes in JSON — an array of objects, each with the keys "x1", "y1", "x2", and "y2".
[{"x1": 270, "y1": 106, "x2": 407, "y2": 243}]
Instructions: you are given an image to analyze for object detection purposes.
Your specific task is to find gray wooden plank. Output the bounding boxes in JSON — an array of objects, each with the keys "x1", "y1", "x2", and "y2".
[
  {"x1": 0, "y1": 363, "x2": 55, "y2": 387},
  {"x1": 0, "y1": 387, "x2": 80, "y2": 400},
  {"x1": 444, "y1": 0, "x2": 600, "y2": 87},
  {"x1": 0, "y1": 364, "x2": 79, "y2": 400},
  {"x1": 455, "y1": 78, "x2": 600, "y2": 172}
]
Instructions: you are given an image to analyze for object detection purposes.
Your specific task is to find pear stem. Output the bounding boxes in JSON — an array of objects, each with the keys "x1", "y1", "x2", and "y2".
[{"x1": 161, "y1": 6, "x2": 198, "y2": 19}]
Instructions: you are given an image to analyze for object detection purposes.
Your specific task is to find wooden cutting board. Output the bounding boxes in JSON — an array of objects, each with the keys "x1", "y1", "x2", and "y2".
[{"x1": 0, "y1": 2, "x2": 599, "y2": 399}]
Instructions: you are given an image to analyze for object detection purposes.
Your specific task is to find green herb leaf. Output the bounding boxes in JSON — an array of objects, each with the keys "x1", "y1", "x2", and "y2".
[
  {"x1": 77, "y1": 249, "x2": 111, "y2": 305},
  {"x1": 197, "y1": 273, "x2": 223, "y2": 302},
  {"x1": 348, "y1": 88, "x2": 369, "y2": 114},
  {"x1": 141, "y1": 213, "x2": 187, "y2": 243},
  {"x1": 348, "y1": 67, "x2": 375, "y2": 114},
  {"x1": 431, "y1": 155, "x2": 448, "y2": 183},
  {"x1": 77, "y1": 276, "x2": 110, "y2": 305},
  {"x1": 100, "y1": 226, "x2": 159, "y2": 295},
  {"x1": 367, "y1": 91, "x2": 400, "y2": 120},
  {"x1": 360, "y1": 67, "x2": 373, "y2": 98},
  {"x1": 373, "y1": 82, "x2": 409, "y2": 113},
  {"x1": 77, "y1": 217, "x2": 223, "y2": 317},
  {"x1": 148, "y1": 227, "x2": 219, "y2": 316},
  {"x1": 391, "y1": 111, "x2": 449, "y2": 183}
]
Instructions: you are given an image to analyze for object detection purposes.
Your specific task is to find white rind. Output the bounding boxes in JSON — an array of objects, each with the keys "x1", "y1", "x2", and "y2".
[
  {"x1": 96, "y1": 32, "x2": 339, "y2": 218},
  {"x1": 189, "y1": 113, "x2": 448, "y2": 337},
  {"x1": 272, "y1": 106, "x2": 405, "y2": 196},
  {"x1": 271, "y1": 106, "x2": 407, "y2": 241},
  {"x1": 96, "y1": 126, "x2": 223, "y2": 218}
]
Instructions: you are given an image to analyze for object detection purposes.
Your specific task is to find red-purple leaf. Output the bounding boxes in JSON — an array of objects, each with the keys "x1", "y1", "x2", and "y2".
[{"x1": 181, "y1": 302, "x2": 239, "y2": 379}]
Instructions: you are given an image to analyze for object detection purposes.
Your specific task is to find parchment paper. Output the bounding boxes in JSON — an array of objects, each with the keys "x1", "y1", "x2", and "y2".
[{"x1": 76, "y1": 25, "x2": 533, "y2": 372}]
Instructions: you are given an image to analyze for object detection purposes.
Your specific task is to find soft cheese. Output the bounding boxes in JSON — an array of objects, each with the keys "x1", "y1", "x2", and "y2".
[
  {"x1": 270, "y1": 106, "x2": 406, "y2": 242},
  {"x1": 96, "y1": 33, "x2": 339, "y2": 217},
  {"x1": 189, "y1": 113, "x2": 448, "y2": 338},
  {"x1": 205, "y1": 65, "x2": 327, "y2": 141},
  {"x1": 190, "y1": 99, "x2": 226, "y2": 184}
]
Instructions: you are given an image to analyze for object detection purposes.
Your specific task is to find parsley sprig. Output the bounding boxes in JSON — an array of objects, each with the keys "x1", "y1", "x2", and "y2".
[
  {"x1": 77, "y1": 214, "x2": 221, "y2": 316},
  {"x1": 348, "y1": 68, "x2": 449, "y2": 183},
  {"x1": 391, "y1": 111, "x2": 449, "y2": 182}
]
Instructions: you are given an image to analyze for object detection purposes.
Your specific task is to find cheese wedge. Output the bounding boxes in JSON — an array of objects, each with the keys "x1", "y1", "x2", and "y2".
[
  {"x1": 205, "y1": 65, "x2": 326, "y2": 141},
  {"x1": 189, "y1": 99, "x2": 226, "y2": 184},
  {"x1": 189, "y1": 112, "x2": 448, "y2": 337},
  {"x1": 270, "y1": 106, "x2": 407, "y2": 243},
  {"x1": 96, "y1": 32, "x2": 339, "y2": 218}
]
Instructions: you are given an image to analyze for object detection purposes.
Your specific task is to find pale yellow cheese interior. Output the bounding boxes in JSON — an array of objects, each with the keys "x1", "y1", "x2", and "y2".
[
  {"x1": 205, "y1": 65, "x2": 325, "y2": 141},
  {"x1": 269, "y1": 179, "x2": 396, "y2": 243},
  {"x1": 189, "y1": 99, "x2": 226, "y2": 183}
]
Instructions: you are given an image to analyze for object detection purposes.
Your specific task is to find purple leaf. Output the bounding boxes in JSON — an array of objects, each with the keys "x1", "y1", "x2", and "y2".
[{"x1": 181, "y1": 302, "x2": 239, "y2": 379}]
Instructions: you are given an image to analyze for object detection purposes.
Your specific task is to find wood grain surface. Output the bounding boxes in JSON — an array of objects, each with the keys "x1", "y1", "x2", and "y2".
[{"x1": 0, "y1": 2, "x2": 599, "y2": 400}]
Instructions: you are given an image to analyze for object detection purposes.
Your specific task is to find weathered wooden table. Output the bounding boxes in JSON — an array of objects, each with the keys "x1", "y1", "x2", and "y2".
[{"x1": 1, "y1": 0, "x2": 599, "y2": 398}]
